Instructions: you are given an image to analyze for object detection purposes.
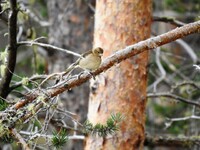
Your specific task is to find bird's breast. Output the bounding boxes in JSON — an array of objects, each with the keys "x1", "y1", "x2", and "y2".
[{"x1": 78, "y1": 55, "x2": 101, "y2": 70}]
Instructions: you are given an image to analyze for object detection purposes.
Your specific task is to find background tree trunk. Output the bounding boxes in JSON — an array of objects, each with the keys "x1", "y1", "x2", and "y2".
[
  {"x1": 85, "y1": 0, "x2": 152, "y2": 149},
  {"x1": 47, "y1": 0, "x2": 94, "y2": 149}
]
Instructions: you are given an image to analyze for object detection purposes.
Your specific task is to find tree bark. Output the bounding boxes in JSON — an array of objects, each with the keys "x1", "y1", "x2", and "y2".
[{"x1": 86, "y1": 0, "x2": 152, "y2": 149}]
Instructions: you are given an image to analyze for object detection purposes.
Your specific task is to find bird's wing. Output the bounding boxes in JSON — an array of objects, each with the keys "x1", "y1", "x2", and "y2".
[
  {"x1": 65, "y1": 50, "x2": 92, "y2": 75},
  {"x1": 82, "y1": 50, "x2": 92, "y2": 57}
]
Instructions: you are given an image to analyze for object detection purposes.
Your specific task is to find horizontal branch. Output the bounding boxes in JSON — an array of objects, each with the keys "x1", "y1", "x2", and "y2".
[
  {"x1": 2, "y1": 20, "x2": 200, "y2": 128},
  {"x1": 19, "y1": 131, "x2": 200, "y2": 147},
  {"x1": 9, "y1": 74, "x2": 49, "y2": 91},
  {"x1": 46, "y1": 20, "x2": 200, "y2": 99},
  {"x1": 145, "y1": 134, "x2": 200, "y2": 147},
  {"x1": 147, "y1": 92, "x2": 200, "y2": 107},
  {"x1": 153, "y1": 16, "x2": 186, "y2": 27},
  {"x1": 169, "y1": 115, "x2": 200, "y2": 122},
  {"x1": 171, "y1": 81, "x2": 200, "y2": 92},
  {"x1": 20, "y1": 130, "x2": 85, "y2": 140}
]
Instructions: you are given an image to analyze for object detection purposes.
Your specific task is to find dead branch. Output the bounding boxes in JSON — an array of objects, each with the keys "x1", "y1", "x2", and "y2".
[
  {"x1": 11, "y1": 128, "x2": 31, "y2": 150},
  {"x1": 18, "y1": 40, "x2": 82, "y2": 58},
  {"x1": 147, "y1": 92, "x2": 200, "y2": 107},
  {"x1": 153, "y1": 16, "x2": 186, "y2": 27},
  {"x1": 145, "y1": 134, "x2": 200, "y2": 147}
]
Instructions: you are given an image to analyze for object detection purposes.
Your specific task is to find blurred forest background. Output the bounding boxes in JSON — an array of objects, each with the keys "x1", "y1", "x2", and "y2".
[{"x1": 0, "y1": 0, "x2": 200, "y2": 150}]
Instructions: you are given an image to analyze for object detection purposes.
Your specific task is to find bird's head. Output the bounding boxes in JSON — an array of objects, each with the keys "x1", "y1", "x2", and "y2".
[{"x1": 93, "y1": 47, "x2": 104, "y2": 56}]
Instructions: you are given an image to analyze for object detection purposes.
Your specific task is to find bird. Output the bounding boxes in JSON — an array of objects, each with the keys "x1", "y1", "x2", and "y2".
[{"x1": 65, "y1": 47, "x2": 104, "y2": 76}]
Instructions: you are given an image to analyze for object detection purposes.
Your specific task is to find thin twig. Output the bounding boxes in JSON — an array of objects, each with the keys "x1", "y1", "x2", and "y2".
[
  {"x1": 169, "y1": 115, "x2": 200, "y2": 122},
  {"x1": 20, "y1": 130, "x2": 85, "y2": 140},
  {"x1": 18, "y1": 41, "x2": 83, "y2": 58},
  {"x1": 11, "y1": 128, "x2": 31, "y2": 150},
  {"x1": 175, "y1": 39, "x2": 198, "y2": 63},
  {"x1": 193, "y1": 64, "x2": 200, "y2": 70},
  {"x1": 165, "y1": 114, "x2": 200, "y2": 129},
  {"x1": 171, "y1": 81, "x2": 200, "y2": 92},
  {"x1": 18, "y1": 2, "x2": 50, "y2": 27},
  {"x1": 148, "y1": 47, "x2": 166, "y2": 92},
  {"x1": 153, "y1": 16, "x2": 186, "y2": 27},
  {"x1": 147, "y1": 92, "x2": 200, "y2": 107},
  {"x1": 10, "y1": 74, "x2": 49, "y2": 91}
]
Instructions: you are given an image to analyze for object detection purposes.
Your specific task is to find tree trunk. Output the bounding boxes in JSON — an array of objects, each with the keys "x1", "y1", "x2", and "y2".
[
  {"x1": 47, "y1": 0, "x2": 94, "y2": 149},
  {"x1": 85, "y1": 0, "x2": 152, "y2": 149}
]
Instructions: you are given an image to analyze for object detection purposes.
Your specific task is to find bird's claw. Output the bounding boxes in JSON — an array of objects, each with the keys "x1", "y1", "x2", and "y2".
[{"x1": 77, "y1": 71, "x2": 96, "y2": 80}]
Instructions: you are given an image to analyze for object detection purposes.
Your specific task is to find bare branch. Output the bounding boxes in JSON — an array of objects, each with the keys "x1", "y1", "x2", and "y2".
[
  {"x1": 18, "y1": 2, "x2": 50, "y2": 27},
  {"x1": 43, "y1": 20, "x2": 200, "y2": 103},
  {"x1": 171, "y1": 81, "x2": 200, "y2": 92},
  {"x1": 145, "y1": 134, "x2": 200, "y2": 147},
  {"x1": 193, "y1": 64, "x2": 200, "y2": 70},
  {"x1": 153, "y1": 16, "x2": 186, "y2": 27},
  {"x1": 9, "y1": 74, "x2": 49, "y2": 91},
  {"x1": 147, "y1": 92, "x2": 200, "y2": 107},
  {"x1": 148, "y1": 47, "x2": 166, "y2": 92},
  {"x1": 18, "y1": 41, "x2": 83, "y2": 58},
  {"x1": 175, "y1": 39, "x2": 198, "y2": 63},
  {"x1": 167, "y1": 115, "x2": 200, "y2": 124},
  {"x1": 11, "y1": 128, "x2": 31, "y2": 150},
  {"x1": 20, "y1": 130, "x2": 85, "y2": 140}
]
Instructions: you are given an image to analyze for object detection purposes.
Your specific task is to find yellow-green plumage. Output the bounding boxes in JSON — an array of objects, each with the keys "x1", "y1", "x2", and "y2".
[{"x1": 65, "y1": 47, "x2": 103, "y2": 74}]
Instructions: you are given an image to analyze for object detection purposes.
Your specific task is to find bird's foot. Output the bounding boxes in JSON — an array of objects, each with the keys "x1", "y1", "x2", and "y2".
[
  {"x1": 89, "y1": 71, "x2": 96, "y2": 80},
  {"x1": 77, "y1": 71, "x2": 96, "y2": 80}
]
